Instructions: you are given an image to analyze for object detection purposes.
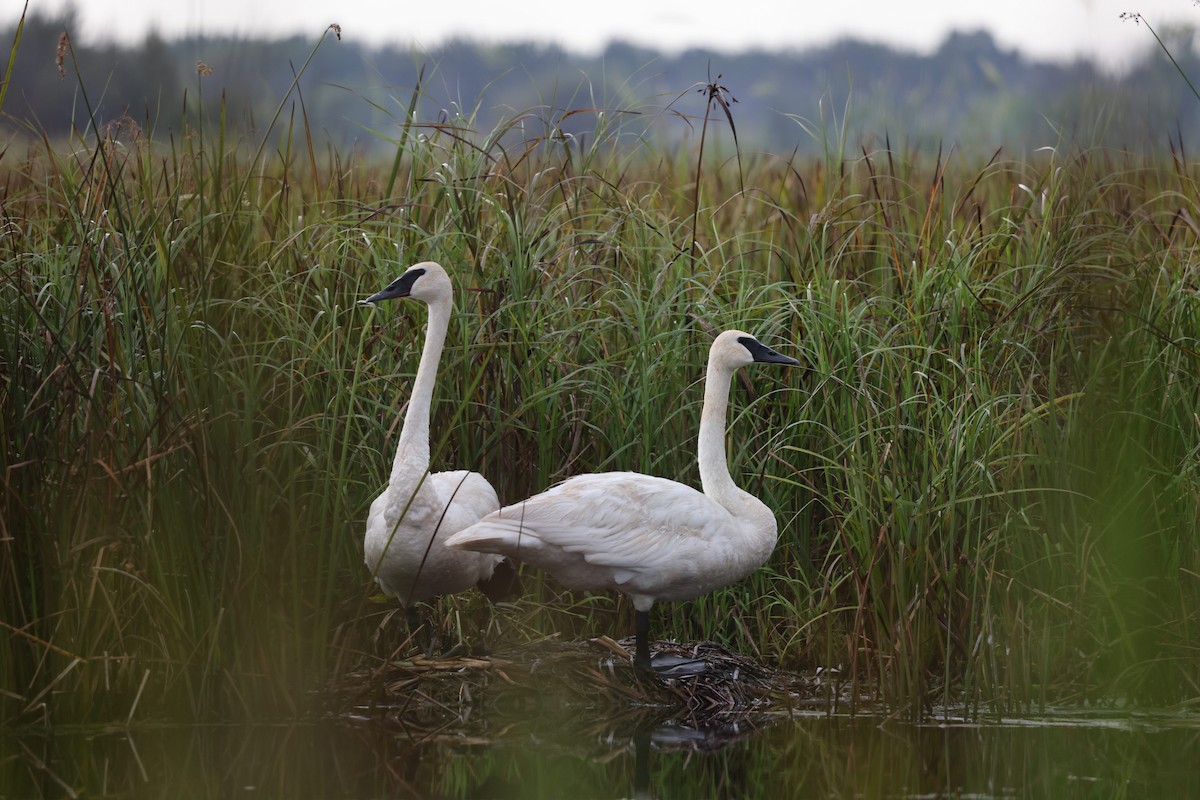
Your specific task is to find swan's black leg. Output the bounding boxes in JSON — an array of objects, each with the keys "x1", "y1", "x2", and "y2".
[
  {"x1": 633, "y1": 608, "x2": 653, "y2": 671},
  {"x1": 405, "y1": 606, "x2": 439, "y2": 657},
  {"x1": 405, "y1": 606, "x2": 422, "y2": 638}
]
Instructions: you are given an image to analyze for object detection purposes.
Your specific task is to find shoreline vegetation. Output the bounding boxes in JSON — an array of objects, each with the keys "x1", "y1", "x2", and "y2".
[
  {"x1": 2, "y1": 24, "x2": 1198, "y2": 728},
  {"x1": 4, "y1": 10, "x2": 1200, "y2": 158}
]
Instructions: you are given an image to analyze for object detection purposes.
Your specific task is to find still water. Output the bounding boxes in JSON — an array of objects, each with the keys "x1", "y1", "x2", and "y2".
[{"x1": 5, "y1": 707, "x2": 1199, "y2": 798}]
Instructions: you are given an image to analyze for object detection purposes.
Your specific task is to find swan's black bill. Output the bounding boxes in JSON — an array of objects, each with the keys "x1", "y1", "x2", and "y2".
[
  {"x1": 361, "y1": 268, "x2": 426, "y2": 305},
  {"x1": 739, "y1": 336, "x2": 801, "y2": 366}
]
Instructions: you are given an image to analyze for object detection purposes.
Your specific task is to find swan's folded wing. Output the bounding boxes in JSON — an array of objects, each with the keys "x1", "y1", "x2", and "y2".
[{"x1": 446, "y1": 472, "x2": 732, "y2": 579}]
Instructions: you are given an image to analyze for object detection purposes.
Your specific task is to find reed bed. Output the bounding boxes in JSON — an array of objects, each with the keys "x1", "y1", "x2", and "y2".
[{"x1": 2, "y1": 31, "x2": 1198, "y2": 727}]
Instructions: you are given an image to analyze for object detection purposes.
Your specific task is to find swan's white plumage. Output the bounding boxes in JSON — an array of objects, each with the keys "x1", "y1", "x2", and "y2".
[
  {"x1": 363, "y1": 469, "x2": 501, "y2": 603},
  {"x1": 446, "y1": 329, "x2": 798, "y2": 663},
  {"x1": 453, "y1": 472, "x2": 774, "y2": 610},
  {"x1": 362, "y1": 261, "x2": 504, "y2": 607}
]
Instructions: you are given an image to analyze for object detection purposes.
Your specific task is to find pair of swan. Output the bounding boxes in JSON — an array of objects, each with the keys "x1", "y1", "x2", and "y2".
[{"x1": 362, "y1": 261, "x2": 798, "y2": 670}]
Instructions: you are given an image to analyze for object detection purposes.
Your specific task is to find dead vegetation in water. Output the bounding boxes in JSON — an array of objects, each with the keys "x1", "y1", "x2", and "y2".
[{"x1": 329, "y1": 636, "x2": 858, "y2": 747}]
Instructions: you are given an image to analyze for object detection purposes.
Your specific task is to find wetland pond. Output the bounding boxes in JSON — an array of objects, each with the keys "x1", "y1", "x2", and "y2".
[{"x1": 6, "y1": 639, "x2": 1199, "y2": 798}]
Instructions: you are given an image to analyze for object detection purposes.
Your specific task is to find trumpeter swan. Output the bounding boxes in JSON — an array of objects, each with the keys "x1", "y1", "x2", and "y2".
[
  {"x1": 361, "y1": 261, "x2": 511, "y2": 624},
  {"x1": 445, "y1": 329, "x2": 799, "y2": 670}
]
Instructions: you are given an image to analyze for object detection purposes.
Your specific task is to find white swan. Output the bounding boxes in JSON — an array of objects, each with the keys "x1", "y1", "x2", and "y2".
[
  {"x1": 361, "y1": 261, "x2": 511, "y2": 618},
  {"x1": 445, "y1": 329, "x2": 799, "y2": 670}
]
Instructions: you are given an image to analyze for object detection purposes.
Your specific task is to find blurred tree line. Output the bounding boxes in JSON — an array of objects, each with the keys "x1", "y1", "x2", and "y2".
[{"x1": 1, "y1": 8, "x2": 1197, "y2": 156}]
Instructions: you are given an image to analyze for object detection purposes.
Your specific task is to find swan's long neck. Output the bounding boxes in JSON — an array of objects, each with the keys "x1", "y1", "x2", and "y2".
[
  {"x1": 390, "y1": 294, "x2": 451, "y2": 483},
  {"x1": 696, "y1": 352, "x2": 779, "y2": 556},
  {"x1": 696, "y1": 355, "x2": 741, "y2": 505}
]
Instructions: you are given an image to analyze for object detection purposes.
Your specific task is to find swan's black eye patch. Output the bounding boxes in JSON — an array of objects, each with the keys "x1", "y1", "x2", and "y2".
[
  {"x1": 365, "y1": 268, "x2": 426, "y2": 303},
  {"x1": 738, "y1": 336, "x2": 800, "y2": 366}
]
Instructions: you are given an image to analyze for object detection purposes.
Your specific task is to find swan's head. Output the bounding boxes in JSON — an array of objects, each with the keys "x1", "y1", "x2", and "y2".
[
  {"x1": 362, "y1": 261, "x2": 452, "y2": 305},
  {"x1": 712, "y1": 329, "x2": 801, "y2": 370}
]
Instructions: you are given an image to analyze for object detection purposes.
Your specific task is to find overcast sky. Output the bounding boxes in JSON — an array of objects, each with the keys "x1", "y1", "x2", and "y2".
[{"x1": 10, "y1": 0, "x2": 1198, "y2": 71}]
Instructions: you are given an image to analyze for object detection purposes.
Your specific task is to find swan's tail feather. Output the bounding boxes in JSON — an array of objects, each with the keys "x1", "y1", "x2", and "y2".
[{"x1": 445, "y1": 520, "x2": 540, "y2": 555}]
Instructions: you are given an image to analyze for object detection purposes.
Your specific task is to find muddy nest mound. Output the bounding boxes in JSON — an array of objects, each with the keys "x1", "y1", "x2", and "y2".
[{"x1": 332, "y1": 637, "x2": 844, "y2": 745}]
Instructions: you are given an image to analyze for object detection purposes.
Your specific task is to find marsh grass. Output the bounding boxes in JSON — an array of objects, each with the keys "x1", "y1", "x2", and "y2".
[{"x1": 1, "y1": 26, "x2": 1198, "y2": 726}]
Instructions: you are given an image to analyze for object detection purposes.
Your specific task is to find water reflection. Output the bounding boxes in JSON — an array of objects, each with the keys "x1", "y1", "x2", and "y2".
[
  {"x1": 5, "y1": 707, "x2": 1199, "y2": 798},
  {"x1": 5, "y1": 634, "x2": 1200, "y2": 799}
]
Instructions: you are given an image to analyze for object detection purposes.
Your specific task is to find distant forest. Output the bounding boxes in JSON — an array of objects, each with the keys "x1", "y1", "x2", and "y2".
[{"x1": 2, "y1": 9, "x2": 1198, "y2": 156}]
